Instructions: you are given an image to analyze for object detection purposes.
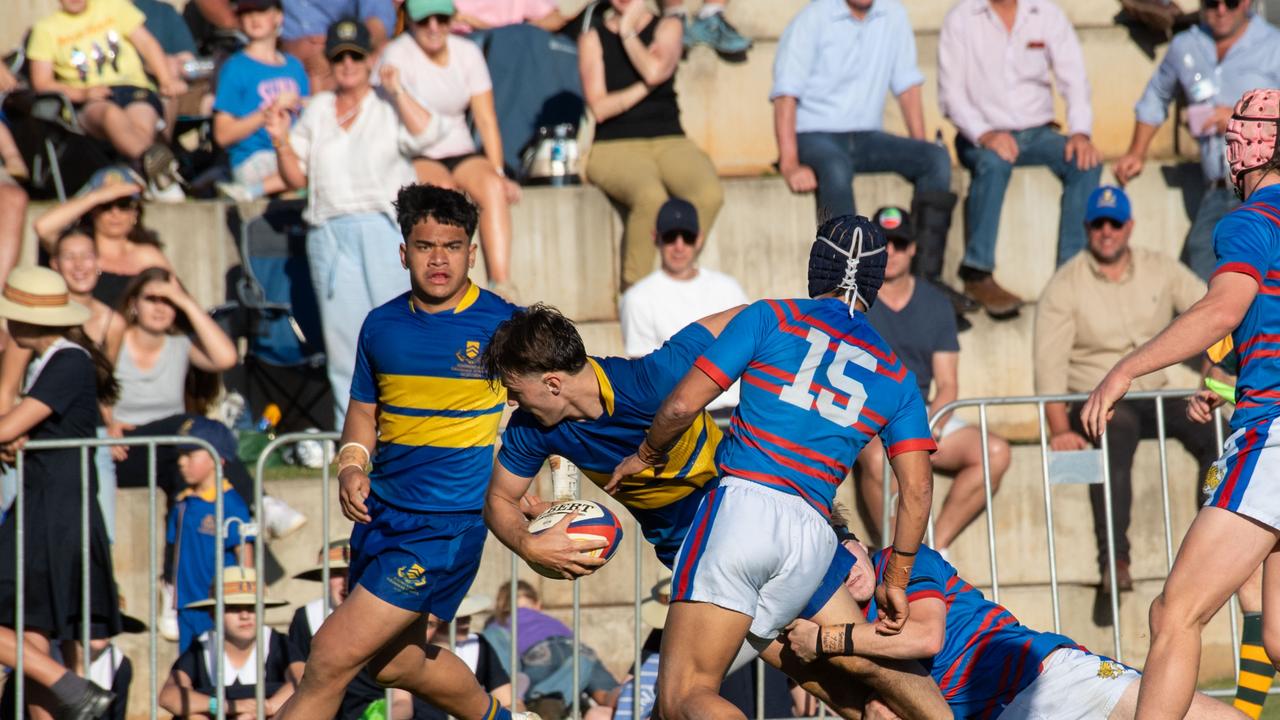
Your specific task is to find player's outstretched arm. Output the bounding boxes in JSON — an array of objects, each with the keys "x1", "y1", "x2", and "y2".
[
  {"x1": 783, "y1": 598, "x2": 946, "y2": 663},
  {"x1": 485, "y1": 462, "x2": 607, "y2": 579},
  {"x1": 878, "y1": 450, "x2": 934, "y2": 634},
  {"x1": 1081, "y1": 272, "x2": 1256, "y2": 439},
  {"x1": 609, "y1": 367, "x2": 724, "y2": 492},
  {"x1": 337, "y1": 400, "x2": 378, "y2": 524}
]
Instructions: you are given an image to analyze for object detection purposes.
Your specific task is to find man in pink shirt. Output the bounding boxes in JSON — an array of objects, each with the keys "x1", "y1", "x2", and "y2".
[{"x1": 938, "y1": 0, "x2": 1101, "y2": 319}]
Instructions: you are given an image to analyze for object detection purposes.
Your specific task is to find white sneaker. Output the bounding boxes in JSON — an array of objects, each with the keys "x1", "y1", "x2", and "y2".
[
  {"x1": 146, "y1": 179, "x2": 186, "y2": 203},
  {"x1": 263, "y1": 495, "x2": 307, "y2": 539},
  {"x1": 160, "y1": 582, "x2": 179, "y2": 642}
]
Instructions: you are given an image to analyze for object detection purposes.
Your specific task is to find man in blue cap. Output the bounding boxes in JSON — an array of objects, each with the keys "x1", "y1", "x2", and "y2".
[{"x1": 1033, "y1": 185, "x2": 1216, "y2": 591}]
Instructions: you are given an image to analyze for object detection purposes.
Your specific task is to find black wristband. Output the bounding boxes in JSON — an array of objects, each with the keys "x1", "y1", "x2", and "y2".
[
  {"x1": 844, "y1": 623, "x2": 854, "y2": 655},
  {"x1": 891, "y1": 547, "x2": 918, "y2": 557},
  {"x1": 815, "y1": 627, "x2": 822, "y2": 658}
]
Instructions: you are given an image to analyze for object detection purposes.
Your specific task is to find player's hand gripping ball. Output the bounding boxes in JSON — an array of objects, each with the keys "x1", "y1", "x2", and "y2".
[{"x1": 526, "y1": 500, "x2": 624, "y2": 579}]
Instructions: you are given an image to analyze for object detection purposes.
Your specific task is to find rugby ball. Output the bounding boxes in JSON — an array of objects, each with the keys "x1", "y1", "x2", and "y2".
[{"x1": 526, "y1": 500, "x2": 624, "y2": 579}]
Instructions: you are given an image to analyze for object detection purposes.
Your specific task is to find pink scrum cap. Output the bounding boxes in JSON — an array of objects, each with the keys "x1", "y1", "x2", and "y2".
[{"x1": 1226, "y1": 89, "x2": 1280, "y2": 194}]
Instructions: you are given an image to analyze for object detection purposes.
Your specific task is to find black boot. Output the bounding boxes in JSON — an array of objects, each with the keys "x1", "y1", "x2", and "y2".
[
  {"x1": 911, "y1": 190, "x2": 979, "y2": 315},
  {"x1": 54, "y1": 683, "x2": 114, "y2": 720}
]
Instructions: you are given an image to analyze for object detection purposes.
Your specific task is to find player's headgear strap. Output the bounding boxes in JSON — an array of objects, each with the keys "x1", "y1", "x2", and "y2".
[
  {"x1": 1226, "y1": 88, "x2": 1280, "y2": 197},
  {"x1": 807, "y1": 215, "x2": 888, "y2": 314}
]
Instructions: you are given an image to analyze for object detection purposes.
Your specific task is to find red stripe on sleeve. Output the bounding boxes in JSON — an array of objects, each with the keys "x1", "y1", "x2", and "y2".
[
  {"x1": 887, "y1": 438, "x2": 938, "y2": 458},
  {"x1": 1213, "y1": 261, "x2": 1263, "y2": 285},
  {"x1": 907, "y1": 589, "x2": 945, "y2": 603},
  {"x1": 694, "y1": 356, "x2": 732, "y2": 391}
]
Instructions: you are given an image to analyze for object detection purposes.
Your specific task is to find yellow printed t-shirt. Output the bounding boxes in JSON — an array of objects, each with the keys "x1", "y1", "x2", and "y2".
[{"x1": 27, "y1": 0, "x2": 152, "y2": 90}]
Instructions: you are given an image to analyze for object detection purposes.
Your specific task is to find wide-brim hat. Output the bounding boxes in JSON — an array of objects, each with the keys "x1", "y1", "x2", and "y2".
[
  {"x1": 185, "y1": 567, "x2": 287, "y2": 609},
  {"x1": 0, "y1": 267, "x2": 91, "y2": 327},
  {"x1": 294, "y1": 538, "x2": 352, "y2": 581},
  {"x1": 639, "y1": 576, "x2": 672, "y2": 629},
  {"x1": 455, "y1": 594, "x2": 492, "y2": 619}
]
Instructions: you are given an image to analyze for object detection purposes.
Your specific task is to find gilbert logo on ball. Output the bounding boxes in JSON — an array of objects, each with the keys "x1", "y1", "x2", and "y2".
[{"x1": 526, "y1": 500, "x2": 624, "y2": 579}]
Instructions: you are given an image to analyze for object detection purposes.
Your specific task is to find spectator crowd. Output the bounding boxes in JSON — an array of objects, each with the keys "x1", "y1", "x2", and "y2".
[{"x1": 0, "y1": 0, "x2": 1276, "y2": 716}]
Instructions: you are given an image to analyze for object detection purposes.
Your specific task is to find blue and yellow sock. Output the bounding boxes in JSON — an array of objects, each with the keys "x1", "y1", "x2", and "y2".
[{"x1": 1234, "y1": 612, "x2": 1276, "y2": 719}]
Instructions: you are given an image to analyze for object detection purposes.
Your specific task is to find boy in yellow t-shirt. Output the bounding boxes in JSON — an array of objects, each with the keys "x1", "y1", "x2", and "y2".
[{"x1": 26, "y1": 0, "x2": 188, "y2": 188}]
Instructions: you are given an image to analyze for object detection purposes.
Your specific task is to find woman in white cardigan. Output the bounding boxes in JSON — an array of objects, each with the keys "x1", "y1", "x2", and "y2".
[{"x1": 265, "y1": 17, "x2": 443, "y2": 424}]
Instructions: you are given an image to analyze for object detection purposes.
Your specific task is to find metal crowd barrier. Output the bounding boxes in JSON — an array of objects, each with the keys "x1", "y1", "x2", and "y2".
[
  {"x1": 4, "y1": 388, "x2": 1266, "y2": 720},
  {"x1": 11, "y1": 435, "x2": 226, "y2": 720}
]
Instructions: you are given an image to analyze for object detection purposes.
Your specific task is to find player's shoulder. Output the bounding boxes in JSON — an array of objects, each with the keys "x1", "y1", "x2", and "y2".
[{"x1": 472, "y1": 287, "x2": 520, "y2": 322}]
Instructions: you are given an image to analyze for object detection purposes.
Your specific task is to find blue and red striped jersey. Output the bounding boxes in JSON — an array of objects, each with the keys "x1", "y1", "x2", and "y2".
[
  {"x1": 1213, "y1": 185, "x2": 1280, "y2": 431},
  {"x1": 865, "y1": 547, "x2": 1078, "y2": 719},
  {"x1": 694, "y1": 298, "x2": 934, "y2": 516}
]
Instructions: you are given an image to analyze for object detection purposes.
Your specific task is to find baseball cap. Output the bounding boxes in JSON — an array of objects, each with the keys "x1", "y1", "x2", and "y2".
[
  {"x1": 655, "y1": 198, "x2": 699, "y2": 236},
  {"x1": 325, "y1": 18, "x2": 372, "y2": 59},
  {"x1": 234, "y1": 0, "x2": 281, "y2": 13},
  {"x1": 1085, "y1": 185, "x2": 1132, "y2": 224},
  {"x1": 177, "y1": 416, "x2": 239, "y2": 463},
  {"x1": 872, "y1": 206, "x2": 913, "y2": 242},
  {"x1": 76, "y1": 165, "x2": 143, "y2": 199},
  {"x1": 406, "y1": 0, "x2": 456, "y2": 21}
]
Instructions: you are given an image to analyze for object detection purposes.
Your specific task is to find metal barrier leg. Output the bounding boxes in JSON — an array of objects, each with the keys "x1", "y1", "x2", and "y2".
[
  {"x1": 1036, "y1": 402, "x2": 1062, "y2": 633},
  {"x1": 215, "y1": 455, "x2": 226, "y2": 720},
  {"x1": 149, "y1": 444, "x2": 158, "y2": 720},
  {"x1": 1154, "y1": 400, "x2": 1175, "y2": 572},
  {"x1": 978, "y1": 405, "x2": 999, "y2": 603},
  {"x1": 1099, "y1": 431, "x2": 1123, "y2": 662},
  {"x1": 754, "y1": 657, "x2": 764, "y2": 720},
  {"x1": 633, "y1": 518, "x2": 642, "y2": 720},
  {"x1": 80, "y1": 446, "x2": 90, "y2": 678},
  {"x1": 14, "y1": 452, "x2": 23, "y2": 715}
]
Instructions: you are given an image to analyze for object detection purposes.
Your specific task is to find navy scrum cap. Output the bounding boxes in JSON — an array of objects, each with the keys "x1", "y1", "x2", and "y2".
[{"x1": 807, "y1": 215, "x2": 888, "y2": 311}]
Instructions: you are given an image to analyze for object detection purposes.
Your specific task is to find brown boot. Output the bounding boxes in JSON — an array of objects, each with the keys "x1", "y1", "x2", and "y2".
[
  {"x1": 1099, "y1": 559, "x2": 1134, "y2": 594},
  {"x1": 964, "y1": 275, "x2": 1023, "y2": 320}
]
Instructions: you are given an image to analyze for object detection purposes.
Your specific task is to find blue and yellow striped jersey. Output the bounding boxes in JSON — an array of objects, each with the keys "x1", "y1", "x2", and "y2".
[
  {"x1": 351, "y1": 285, "x2": 518, "y2": 512},
  {"x1": 498, "y1": 323, "x2": 721, "y2": 563}
]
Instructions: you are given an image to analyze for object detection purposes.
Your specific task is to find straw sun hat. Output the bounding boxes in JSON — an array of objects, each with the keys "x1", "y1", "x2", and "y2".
[
  {"x1": 184, "y1": 567, "x2": 287, "y2": 610},
  {"x1": 640, "y1": 576, "x2": 673, "y2": 629},
  {"x1": 294, "y1": 538, "x2": 352, "y2": 582},
  {"x1": 0, "y1": 267, "x2": 91, "y2": 328}
]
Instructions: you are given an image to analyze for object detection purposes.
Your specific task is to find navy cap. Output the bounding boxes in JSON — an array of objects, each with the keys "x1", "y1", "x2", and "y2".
[
  {"x1": 873, "y1": 206, "x2": 913, "y2": 242},
  {"x1": 655, "y1": 197, "x2": 699, "y2": 236},
  {"x1": 325, "y1": 18, "x2": 372, "y2": 59},
  {"x1": 808, "y1": 215, "x2": 888, "y2": 309},
  {"x1": 1085, "y1": 185, "x2": 1132, "y2": 224},
  {"x1": 235, "y1": 0, "x2": 281, "y2": 13},
  {"x1": 177, "y1": 416, "x2": 239, "y2": 463}
]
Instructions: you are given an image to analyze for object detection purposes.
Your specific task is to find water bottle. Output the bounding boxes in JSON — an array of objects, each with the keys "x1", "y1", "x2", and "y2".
[
  {"x1": 1182, "y1": 52, "x2": 1218, "y2": 104},
  {"x1": 257, "y1": 403, "x2": 281, "y2": 434},
  {"x1": 182, "y1": 58, "x2": 216, "y2": 81},
  {"x1": 549, "y1": 125, "x2": 568, "y2": 186}
]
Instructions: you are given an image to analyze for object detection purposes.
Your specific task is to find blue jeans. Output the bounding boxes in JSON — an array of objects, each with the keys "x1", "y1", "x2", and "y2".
[
  {"x1": 956, "y1": 126, "x2": 1101, "y2": 272},
  {"x1": 795, "y1": 130, "x2": 951, "y2": 219},
  {"x1": 307, "y1": 213, "x2": 410, "y2": 426},
  {"x1": 1184, "y1": 184, "x2": 1239, "y2": 281}
]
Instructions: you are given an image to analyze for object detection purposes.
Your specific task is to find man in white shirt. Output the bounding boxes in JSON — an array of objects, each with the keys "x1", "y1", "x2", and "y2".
[{"x1": 619, "y1": 198, "x2": 748, "y2": 411}]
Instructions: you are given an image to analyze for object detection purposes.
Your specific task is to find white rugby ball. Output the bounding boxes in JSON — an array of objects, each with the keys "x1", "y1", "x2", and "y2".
[{"x1": 526, "y1": 500, "x2": 624, "y2": 579}]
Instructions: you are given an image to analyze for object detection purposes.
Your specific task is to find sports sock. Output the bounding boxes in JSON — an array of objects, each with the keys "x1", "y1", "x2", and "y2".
[
  {"x1": 478, "y1": 695, "x2": 513, "y2": 720},
  {"x1": 697, "y1": 3, "x2": 724, "y2": 18},
  {"x1": 49, "y1": 670, "x2": 92, "y2": 707},
  {"x1": 1234, "y1": 612, "x2": 1276, "y2": 719}
]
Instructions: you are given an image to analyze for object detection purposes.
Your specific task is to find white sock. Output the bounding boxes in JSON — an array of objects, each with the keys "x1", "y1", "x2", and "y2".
[{"x1": 698, "y1": 3, "x2": 724, "y2": 18}]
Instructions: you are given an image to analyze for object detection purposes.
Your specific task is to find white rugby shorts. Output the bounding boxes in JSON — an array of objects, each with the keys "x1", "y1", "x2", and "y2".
[{"x1": 999, "y1": 648, "x2": 1138, "y2": 720}]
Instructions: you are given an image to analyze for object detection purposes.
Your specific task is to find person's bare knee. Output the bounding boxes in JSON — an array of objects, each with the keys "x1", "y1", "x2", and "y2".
[
  {"x1": 369, "y1": 643, "x2": 424, "y2": 689},
  {"x1": 985, "y1": 435, "x2": 1011, "y2": 482}
]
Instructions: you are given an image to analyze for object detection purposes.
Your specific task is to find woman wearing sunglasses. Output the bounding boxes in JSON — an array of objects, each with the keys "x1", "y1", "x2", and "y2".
[
  {"x1": 32, "y1": 166, "x2": 173, "y2": 308},
  {"x1": 266, "y1": 17, "x2": 443, "y2": 423}
]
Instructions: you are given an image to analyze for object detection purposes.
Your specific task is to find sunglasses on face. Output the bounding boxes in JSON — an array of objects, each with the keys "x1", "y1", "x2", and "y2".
[
  {"x1": 140, "y1": 294, "x2": 172, "y2": 304},
  {"x1": 1202, "y1": 0, "x2": 1242, "y2": 10},
  {"x1": 416, "y1": 13, "x2": 452, "y2": 25},
  {"x1": 660, "y1": 231, "x2": 697, "y2": 246},
  {"x1": 887, "y1": 236, "x2": 914, "y2": 251},
  {"x1": 1088, "y1": 218, "x2": 1125, "y2": 231},
  {"x1": 102, "y1": 197, "x2": 139, "y2": 212},
  {"x1": 330, "y1": 50, "x2": 367, "y2": 64}
]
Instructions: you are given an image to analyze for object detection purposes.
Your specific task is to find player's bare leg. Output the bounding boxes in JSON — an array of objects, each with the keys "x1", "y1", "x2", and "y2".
[
  {"x1": 657, "y1": 600, "x2": 754, "y2": 720},
  {"x1": 367, "y1": 612, "x2": 495, "y2": 719},
  {"x1": 1137, "y1": 508, "x2": 1279, "y2": 720},
  {"x1": 1107, "y1": 677, "x2": 1247, "y2": 719},
  {"x1": 760, "y1": 586, "x2": 951, "y2": 720},
  {"x1": 278, "y1": 585, "x2": 493, "y2": 720}
]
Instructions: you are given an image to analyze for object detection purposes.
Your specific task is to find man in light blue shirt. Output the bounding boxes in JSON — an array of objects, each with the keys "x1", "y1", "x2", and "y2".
[
  {"x1": 771, "y1": 0, "x2": 972, "y2": 316},
  {"x1": 1114, "y1": 0, "x2": 1280, "y2": 280}
]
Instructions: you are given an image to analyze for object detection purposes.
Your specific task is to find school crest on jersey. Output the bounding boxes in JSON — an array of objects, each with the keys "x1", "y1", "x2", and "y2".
[{"x1": 453, "y1": 340, "x2": 485, "y2": 378}]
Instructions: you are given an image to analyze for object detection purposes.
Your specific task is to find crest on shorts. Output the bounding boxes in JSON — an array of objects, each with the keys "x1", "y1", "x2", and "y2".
[
  {"x1": 1203, "y1": 464, "x2": 1223, "y2": 495},
  {"x1": 1097, "y1": 660, "x2": 1125, "y2": 679},
  {"x1": 389, "y1": 563, "x2": 429, "y2": 593}
]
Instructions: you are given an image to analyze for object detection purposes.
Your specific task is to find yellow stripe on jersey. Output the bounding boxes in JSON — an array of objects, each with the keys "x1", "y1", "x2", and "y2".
[
  {"x1": 379, "y1": 410, "x2": 503, "y2": 448},
  {"x1": 587, "y1": 358, "x2": 616, "y2": 415},
  {"x1": 377, "y1": 374, "x2": 507, "y2": 412},
  {"x1": 580, "y1": 411, "x2": 722, "y2": 510}
]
